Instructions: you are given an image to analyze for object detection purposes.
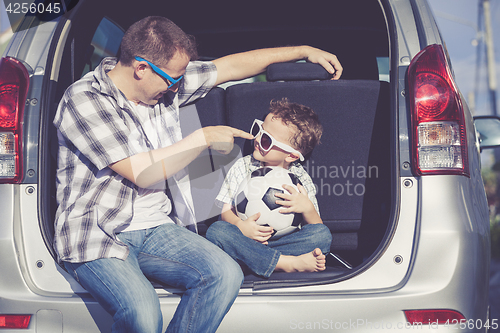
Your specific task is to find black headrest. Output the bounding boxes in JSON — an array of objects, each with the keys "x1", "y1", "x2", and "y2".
[{"x1": 266, "y1": 62, "x2": 333, "y2": 82}]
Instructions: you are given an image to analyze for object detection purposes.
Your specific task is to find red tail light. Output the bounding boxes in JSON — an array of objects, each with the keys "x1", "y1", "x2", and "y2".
[
  {"x1": 404, "y1": 309, "x2": 465, "y2": 325},
  {"x1": 0, "y1": 314, "x2": 31, "y2": 329},
  {"x1": 0, "y1": 57, "x2": 29, "y2": 183},
  {"x1": 408, "y1": 44, "x2": 469, "y2": 177}
]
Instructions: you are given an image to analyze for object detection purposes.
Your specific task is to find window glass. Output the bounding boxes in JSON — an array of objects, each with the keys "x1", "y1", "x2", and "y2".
[
  {"x1": 377, "y1": 57, "x2": 390, "y2": 82},
  {"x1": 81, "y1": 17, "x2": 124, "y2": 77}
]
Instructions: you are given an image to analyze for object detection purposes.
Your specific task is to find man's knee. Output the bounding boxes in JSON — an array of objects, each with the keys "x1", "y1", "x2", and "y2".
[
  {"x1": 224, "y1": 255, "x2": 244, "y2": 285},
  {"x1": 219, "y1": 260, "x2": 244, "y2": 303},
  {"x1": 211, "y1": 250, "x2": 243, "y2": 287},
  {"x1": 198, "y1": 250, "x2": 243, "y2": 300}
]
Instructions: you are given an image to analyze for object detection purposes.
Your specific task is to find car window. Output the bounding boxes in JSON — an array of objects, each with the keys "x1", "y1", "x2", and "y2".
[
  {"x1": 377, "y1": 57, "x2": 389, "y2": 82},
  {"x1": 81, "y1": 17, "x2": 124, "y2": 77}
]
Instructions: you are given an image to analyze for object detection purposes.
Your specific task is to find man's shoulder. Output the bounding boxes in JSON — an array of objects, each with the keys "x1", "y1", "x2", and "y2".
[
  {"x1": 55, "y1": 74, "x2": 118, "y2": 126},
  {"x1": 63, "y1": 75, "x2": 97, "y2": 99},
  {"x1": 63, "y1": 57, "x2": 116, "y2": 100}
]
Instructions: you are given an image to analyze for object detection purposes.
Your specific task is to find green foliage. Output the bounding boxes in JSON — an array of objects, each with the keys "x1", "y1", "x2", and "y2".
[{"x1": 483, "y1": 168, "x2": 500, "y2": 258}]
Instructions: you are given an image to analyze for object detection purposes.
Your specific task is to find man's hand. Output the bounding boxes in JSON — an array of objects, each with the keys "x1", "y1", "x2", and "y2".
[
  {"x1": 302, "y1": 46, "x2": 343, "y2": 80},
  {"x1": 236, "y1": 213, "x2": 274, "y2": 244},
  {"x1": 202, "y1": 126, "x2": 254, "y2": 154}
]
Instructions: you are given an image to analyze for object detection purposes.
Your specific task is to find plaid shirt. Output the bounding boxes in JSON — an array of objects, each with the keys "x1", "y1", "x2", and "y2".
[
  {"x1": 53, "y1": 57, "x2": 217, "y2": 263},
  {"x1": 215, "y1": 155, "x2": 320, "y2": 214}
]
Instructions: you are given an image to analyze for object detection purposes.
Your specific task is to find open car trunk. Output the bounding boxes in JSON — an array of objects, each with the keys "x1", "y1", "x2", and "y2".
[{"x1": 38, "y1": 0, "x2": 395, "y2": 290}]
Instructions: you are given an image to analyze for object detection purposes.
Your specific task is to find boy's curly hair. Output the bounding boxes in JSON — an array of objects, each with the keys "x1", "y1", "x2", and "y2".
[{"x1": 268, "y1": 98, "x2": 323, "y2": 156}]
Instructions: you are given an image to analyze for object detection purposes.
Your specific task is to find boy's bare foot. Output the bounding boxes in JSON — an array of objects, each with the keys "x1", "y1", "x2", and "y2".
[{"x1": 275, "y1": 248, "x2": 326, "y2": 273}]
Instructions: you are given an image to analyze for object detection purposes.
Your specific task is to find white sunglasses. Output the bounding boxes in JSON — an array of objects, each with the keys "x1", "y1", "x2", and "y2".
[{"x1": 250, "y1": 119, "x2": 305, "y2": 161}]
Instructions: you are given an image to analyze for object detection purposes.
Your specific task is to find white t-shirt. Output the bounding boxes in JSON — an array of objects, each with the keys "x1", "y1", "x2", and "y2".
[{"x1": 119, "y1": 102, "x2": 174, "y2": 232}]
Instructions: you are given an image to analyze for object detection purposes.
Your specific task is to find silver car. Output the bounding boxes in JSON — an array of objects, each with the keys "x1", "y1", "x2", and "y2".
[{"x1": 0, "y1": 0, "x2": 496, "y2": 331}]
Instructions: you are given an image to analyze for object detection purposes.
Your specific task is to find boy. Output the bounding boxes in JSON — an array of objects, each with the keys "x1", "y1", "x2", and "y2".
[{"x1": 207, "y1": 98, "x2": 332, "y2": 278}]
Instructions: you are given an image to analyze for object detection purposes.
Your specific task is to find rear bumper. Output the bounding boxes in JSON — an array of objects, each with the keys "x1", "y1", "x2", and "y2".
[{"x1": 0, "y1": 175, "x2": 489, "y2": 332}]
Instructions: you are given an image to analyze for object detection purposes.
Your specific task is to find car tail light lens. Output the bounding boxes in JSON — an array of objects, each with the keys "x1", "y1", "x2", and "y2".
[
  {"x1": 0, "y1": 57, "x2": 29, "y2": 183},
  {"x1": 408, "y1": 44, "x2": 469, "y2": 177},
  {"x1": 0, "y1": 314, "x2": 31, "y2": 329},
  {"x1": 404, "y1": 309, "x2": 465, "y2": 325}
]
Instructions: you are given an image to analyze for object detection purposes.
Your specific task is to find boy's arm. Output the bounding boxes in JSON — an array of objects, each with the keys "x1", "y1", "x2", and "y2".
[
  {"x1": 275, "y1": 184, "x2": 323, "y2": 225},
  {"x1": 301, "y1": 206, "x2": 323, "y2": 225},
  {"x1": 220, "y1": 203, "x2": 244, "y2": 225},
  {"x1": 221, "y1": 203, "x2": 274, "y2": 244}
]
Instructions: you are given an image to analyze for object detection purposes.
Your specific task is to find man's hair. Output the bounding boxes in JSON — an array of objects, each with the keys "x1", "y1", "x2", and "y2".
[
  {"x1": 118, "y1": 16, "x2": 198, "y2": 67},
  {"x1": 268, "y1": 98, "x2": 323, "y2": 156}
]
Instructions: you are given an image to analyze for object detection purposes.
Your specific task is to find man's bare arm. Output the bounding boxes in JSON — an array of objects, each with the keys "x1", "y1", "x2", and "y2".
[
  {"x1": 212, "y1": 45, "x2": 343, "y2": 86},
  {"x1": 110, "y1": 126, "x2": 253, "y2": 188}
]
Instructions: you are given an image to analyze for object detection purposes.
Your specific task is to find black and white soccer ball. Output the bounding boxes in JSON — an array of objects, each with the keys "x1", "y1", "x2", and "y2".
[{"x1": 233, "y1": 167, "x2": 303, "y2": 239}]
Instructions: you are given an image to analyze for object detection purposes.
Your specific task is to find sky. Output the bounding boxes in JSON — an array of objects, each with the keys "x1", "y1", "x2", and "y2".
[{"x1": 428, "y1": 0, "x2": 500, "y2": 117}]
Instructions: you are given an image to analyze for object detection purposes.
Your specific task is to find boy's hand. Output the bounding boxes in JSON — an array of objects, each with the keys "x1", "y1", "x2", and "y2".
[
  {"x1": 275, "y1": 184, "x2": 315, "y2": 215},
  {"x1": 275, "y1": 184, "x2": 323, "y2": 225},
  {"x1": 236, "y1": 212, "x2": 274, "y2": 244}
]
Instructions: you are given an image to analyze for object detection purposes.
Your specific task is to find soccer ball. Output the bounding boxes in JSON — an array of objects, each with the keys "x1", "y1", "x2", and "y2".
[{"x1": 233, "y1": 167, "x2": 303, "y2": 239}]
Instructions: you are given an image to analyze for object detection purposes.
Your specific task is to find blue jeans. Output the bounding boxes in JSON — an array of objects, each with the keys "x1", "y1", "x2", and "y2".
[
  {"x1": 64, "y1": 223, "x2": 243, "y2": 333},
  {"x1": 206, "y1": 221, "x2": 332, "y2": 278}
]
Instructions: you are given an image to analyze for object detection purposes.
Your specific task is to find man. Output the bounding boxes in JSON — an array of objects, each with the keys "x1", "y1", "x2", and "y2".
[{"x1": 54, "y1": 16, "x2": 342, "y2": 333}]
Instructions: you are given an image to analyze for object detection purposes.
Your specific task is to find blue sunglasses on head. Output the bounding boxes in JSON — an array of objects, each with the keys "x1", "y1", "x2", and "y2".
[{"x1": 134, "y1": 56, "x2": 183, "y2": 89}]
